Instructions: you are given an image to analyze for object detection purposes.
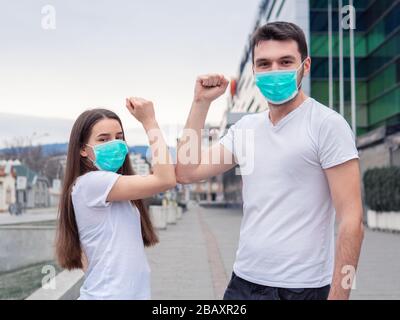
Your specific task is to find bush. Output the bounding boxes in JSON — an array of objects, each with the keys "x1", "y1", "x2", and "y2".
[{"x1": 363, "y1": 167, "x2": 400, "y2": 212}]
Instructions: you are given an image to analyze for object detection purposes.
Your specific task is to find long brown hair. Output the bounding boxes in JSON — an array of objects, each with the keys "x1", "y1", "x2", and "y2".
[{"x1": 56, "y1": 108, "x2": 159, "y2": 270}]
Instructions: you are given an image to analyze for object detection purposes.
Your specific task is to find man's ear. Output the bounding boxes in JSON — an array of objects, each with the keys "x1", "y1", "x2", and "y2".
[{"x1": 303, "y1": 57, "x2": 312, "y2": 77}]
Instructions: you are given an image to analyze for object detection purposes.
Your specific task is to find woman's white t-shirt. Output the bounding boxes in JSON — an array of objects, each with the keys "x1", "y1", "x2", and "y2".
[{"x1": 71, "y1": 171, "x2": 151, "y2": 300}]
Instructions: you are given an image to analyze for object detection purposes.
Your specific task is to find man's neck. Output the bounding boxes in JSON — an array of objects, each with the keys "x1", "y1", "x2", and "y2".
[{"x1": 268, "y1": 91, "x2": 309, "y2": 126}]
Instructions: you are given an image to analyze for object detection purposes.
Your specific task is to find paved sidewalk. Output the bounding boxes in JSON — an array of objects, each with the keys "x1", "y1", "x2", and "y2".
[
  {"x1": 0, "y1": 207, "x2": 57, "y2": 226},
  {"x1": 351, "y1": 229, "x2": 400, "y2": 300},
  {"x1": 147, "y1": 205, "x2": 400, "y2": 300}
]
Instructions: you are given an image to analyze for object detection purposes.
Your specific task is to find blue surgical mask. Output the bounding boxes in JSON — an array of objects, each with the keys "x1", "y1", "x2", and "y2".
[
  {"x1": 86, "y1": 140, "x2": 129, "y2": 172},
  {"x1": 255, "y1": 60, "x2": 306, "y2": 105}
]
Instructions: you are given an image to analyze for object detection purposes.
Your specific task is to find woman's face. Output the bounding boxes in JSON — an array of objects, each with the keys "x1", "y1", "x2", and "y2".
[{"x1": 80, "y1": 118, "x2": 124, "y2": 162}]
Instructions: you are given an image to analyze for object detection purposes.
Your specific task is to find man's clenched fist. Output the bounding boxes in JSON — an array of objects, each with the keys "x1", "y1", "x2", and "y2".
[{"x1": 194, "y1": 74, "x2": 229, "y2": 104}]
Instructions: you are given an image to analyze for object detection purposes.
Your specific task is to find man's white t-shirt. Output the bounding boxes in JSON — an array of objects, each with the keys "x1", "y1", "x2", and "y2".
[
  {"x1": 220, "y1": 97, "x2": 359, "y2": 288},
  {"x1": 71, "y1": 171, "x2": 151, "y2": 299}
]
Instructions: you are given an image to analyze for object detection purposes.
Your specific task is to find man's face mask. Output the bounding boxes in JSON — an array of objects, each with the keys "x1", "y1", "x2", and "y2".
[
  {"x1": 86, "y1": 139, "x2": 129, "y2": 172},
  {"x1": 254, "y1": 59, "x2": 306, "y2": 105}
]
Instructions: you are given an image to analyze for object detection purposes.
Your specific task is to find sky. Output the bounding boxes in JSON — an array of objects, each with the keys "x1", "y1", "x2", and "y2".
[{"x1": 0, "y1": 0, "x2": 261, "y2": 146}]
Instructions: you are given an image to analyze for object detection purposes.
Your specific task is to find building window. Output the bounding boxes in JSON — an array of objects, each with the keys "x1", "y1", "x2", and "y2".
[{"x1": 247, "y1": 98, "x2": 255, "y2": 112}]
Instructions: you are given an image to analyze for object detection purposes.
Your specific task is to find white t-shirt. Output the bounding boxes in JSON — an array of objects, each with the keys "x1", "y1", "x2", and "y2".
[
  {"x1": 71, "y1": 171, "x2": 151, "y2": 299},
  {"x1": 220, "y1": 97, "x2": 359, "y2": 288}
]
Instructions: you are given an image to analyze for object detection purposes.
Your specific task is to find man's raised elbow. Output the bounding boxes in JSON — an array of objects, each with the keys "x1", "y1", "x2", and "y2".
[{"x1": 176, "y1": 174, "x2": 193, "y2": 185}]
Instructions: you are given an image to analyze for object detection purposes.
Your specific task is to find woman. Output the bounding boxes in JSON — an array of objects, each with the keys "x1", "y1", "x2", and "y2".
[{"x1": 56, "y1": 97, "x2": 176, "y2": 299}]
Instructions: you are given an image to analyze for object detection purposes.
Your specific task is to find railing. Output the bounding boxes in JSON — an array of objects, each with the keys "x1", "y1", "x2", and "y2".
[{"x1": 26, "y1": 269, "x2": 84, "y2": 300}]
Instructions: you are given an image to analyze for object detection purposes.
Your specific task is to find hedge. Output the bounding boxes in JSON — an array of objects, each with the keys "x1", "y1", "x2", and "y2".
[{"x1": 363, "y1": 167, "x2": 400, "y2": 212}]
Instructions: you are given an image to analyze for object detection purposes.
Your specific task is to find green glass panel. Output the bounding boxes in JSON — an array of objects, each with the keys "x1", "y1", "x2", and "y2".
[
  {"x1": 368, "y1": 64, "x2": 397, "y2": 101},
  {"x1": 369, "y1": 87, "x2": 400, "y2": 124},
  {"x1": 357, "y1": 104, "x2": 369, "y2": 127},
  {"x1": 311, "y1": 81, "x2": 330, "y2": 105},
  {"x1": 311, "y1": 34, "x2": 367, "y2": 57}
]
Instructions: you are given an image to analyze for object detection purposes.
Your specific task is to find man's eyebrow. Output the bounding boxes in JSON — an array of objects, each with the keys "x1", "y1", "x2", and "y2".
[
  {"x1": 255, "y1": 56, "x2": 297, "y2": 64},
  {"x1": 279, "y1": 55, "x2": 297, "y2": 60}
]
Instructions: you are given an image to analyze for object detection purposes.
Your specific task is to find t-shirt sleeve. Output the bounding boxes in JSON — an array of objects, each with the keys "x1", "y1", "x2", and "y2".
[
  {"x1": 318, "y1": 112, "x2": 360, "y2": 169},
  {"x1": 78, "y1": 171, "x2": 120, "y2": 208},
  {"x1": 219, "y1": 124, "x2": 236, "y2": 155},
  {"x1": 219, "y1": 116, "x2": 249, "y2": 157}
]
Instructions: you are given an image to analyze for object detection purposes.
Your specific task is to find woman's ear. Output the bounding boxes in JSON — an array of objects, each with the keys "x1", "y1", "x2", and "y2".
[{"x1": 80, "y1": 145, "x2": 88, "y2": 158}]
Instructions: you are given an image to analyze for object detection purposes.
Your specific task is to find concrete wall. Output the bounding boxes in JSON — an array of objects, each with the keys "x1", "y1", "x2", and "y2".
[{"x1": 0, "y1": 225, "x2": 56, "y2": 273}]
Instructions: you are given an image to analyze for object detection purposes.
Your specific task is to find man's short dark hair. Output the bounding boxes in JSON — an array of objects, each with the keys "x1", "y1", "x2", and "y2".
[{"x1": 251, "y1": 21, "x2": 308, "y2": 63}]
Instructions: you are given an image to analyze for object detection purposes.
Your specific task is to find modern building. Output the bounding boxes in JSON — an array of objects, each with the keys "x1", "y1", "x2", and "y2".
[
  {"x1": 220, "y1": 0, "x2": 400, "y2": 204},
  {"x1": 309, "y1": 0, "x2": 400, "y2": 174}
]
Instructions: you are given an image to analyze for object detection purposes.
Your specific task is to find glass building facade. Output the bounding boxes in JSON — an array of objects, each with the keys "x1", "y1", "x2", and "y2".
[{"x1": 310, "y1": 0, "x2": 400, "y2": 135}]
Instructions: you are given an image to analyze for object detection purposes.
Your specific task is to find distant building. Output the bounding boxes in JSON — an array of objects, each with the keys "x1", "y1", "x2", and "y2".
[
  {"x1": 13, "y1": 164, "x2": 50, "y2": 209},
  {"x1": 45, "y1": 155, "x2": 67, "y2": 207},
  {"x1": 0, "y1": 160, "x2": 17, "y2": 213},
  {"x1": 130, "y1": 153, "x2": 150, "y2": 176}
]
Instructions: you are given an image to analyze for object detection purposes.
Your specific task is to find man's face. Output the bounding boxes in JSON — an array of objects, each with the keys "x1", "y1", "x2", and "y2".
[{"x1": 253, "y1": 39, "x2": 311, "y2": 78}]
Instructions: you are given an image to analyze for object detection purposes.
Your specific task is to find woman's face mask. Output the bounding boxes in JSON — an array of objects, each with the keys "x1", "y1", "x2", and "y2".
[
  {"x1": 254, "y1": 60, "x2": 306, "y2": 105},
  {"x1": 86, "y1": 139, "x2": 129, "y2": 172}
]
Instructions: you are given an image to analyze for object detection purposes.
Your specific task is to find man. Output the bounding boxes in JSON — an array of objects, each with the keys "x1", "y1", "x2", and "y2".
[{"x1": 176, "y1": 22, "x2": 364, "y2": 300}]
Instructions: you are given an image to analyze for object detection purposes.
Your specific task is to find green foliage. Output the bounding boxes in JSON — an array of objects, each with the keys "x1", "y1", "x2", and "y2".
[{"x1": 363, "y1": 167, "x2": 400, "y2": 212}]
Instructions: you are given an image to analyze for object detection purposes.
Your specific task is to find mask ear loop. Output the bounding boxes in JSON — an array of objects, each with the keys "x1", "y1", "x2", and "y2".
[
  {"x1": 295, "y1": 59, "x2": 307, "y2": 90},
  {"x1": 84, "y1": 144, "x2": 99, "y2": 169}
]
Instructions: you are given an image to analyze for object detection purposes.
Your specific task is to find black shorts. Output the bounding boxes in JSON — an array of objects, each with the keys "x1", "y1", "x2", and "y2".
[{"x1": 223, "y1": 272, "x2": 331, "y2": 300}]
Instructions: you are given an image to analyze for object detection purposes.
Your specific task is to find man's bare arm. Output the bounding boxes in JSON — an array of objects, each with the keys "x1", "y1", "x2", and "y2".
[
  {"x1": 176, "y1": 74, "x2": 236, "y2": 184},
  {"x1": 325, "y1": 159, "x2": 364, "y2": 300}
]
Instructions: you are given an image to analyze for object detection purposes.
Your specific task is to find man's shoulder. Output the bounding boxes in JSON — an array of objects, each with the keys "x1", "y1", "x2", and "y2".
[
  {"x1": 232, "y1": 111, "x2": 267, "y2": 129},
  {"x1": 308, "y1": 98, "x2": 342, "y2": 126}
]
